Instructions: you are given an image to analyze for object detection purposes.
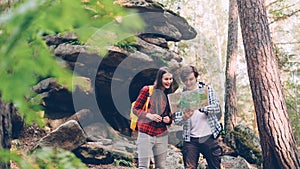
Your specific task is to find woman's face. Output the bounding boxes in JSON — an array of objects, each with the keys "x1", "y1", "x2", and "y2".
[
  {"x1": 161, "y1": 72, "x2": 173, "y2": 90},
  {"x1": 183, "y1": 73, "x2": 197, "y2": 90}
]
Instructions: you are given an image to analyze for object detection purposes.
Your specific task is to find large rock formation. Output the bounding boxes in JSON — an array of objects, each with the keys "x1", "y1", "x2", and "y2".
[{"x1": 39, "y1": 0, "x2": 197, "y2": 137}]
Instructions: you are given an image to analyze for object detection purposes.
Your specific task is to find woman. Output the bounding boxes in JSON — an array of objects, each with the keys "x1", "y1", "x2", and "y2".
[
  {"x1": 173, "y1": 65, "x2": 223, "y2": 169},
  {"x1": 133, "y1": 67, "x2": 174, "y2": 169}
]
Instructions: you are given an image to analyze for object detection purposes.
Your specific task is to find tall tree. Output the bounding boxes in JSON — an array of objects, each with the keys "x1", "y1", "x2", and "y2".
[
  {"x1": 237, "y1": 0, "x2": 300, "y2": 168},
  {"x1": 224, "y1": 0, "x2": 239, "y2": 139}
]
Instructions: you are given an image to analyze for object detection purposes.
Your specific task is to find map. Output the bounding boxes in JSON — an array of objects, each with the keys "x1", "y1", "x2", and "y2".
[{"x1": 167, "y1": 87, "x2": 209, "y2": 113}]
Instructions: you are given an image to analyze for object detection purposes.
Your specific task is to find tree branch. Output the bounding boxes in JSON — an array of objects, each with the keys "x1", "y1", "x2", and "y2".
[
  {"x1": 269, "y1": 9, "x2": 300, "y2": 24},
  {"x1": 266, "y1": 0, "x2": 281, "y2": 9},
  {"x1": 275, "y1": 41, "x2": 300, "y2": 45}
]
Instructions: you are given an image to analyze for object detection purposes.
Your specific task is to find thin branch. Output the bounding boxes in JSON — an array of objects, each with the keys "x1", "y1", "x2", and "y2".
[
  {"x1": 286, "y1": 101, "x2": 299, "y2": 113},
  {"x1": 275, "y1": 41, "x2": 300, "y2": 45},
  {"x1": 269, "y1": 4, "x2": 296, "y2": 13},
  {"x1": 266, "y1": 0, "x2": 281, "y2": 9},
  {"x1": 269, "y1": 9, "x2": 300, "y2": 24}
]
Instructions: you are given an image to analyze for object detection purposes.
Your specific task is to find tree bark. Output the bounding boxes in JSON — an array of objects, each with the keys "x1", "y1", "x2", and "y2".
[
  {"x1": 0, "y1": 99, "x2": 13, "y2": 169},
  {"x1": 224, "y1": 0, "x2": 239, "y2": 134},
  {"x1": 237, "y1": 0, "x2": 300, "y2": 168}
]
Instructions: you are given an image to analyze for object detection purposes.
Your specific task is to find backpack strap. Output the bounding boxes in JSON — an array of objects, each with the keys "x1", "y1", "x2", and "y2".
[
  {"x1": 148, "y1": 85, "x2": 154, "y2": 96},
  {"x1": 130, "y1": 85, "x2": 154, "y2": 132},
  {"x1": 144, "y1": 85, "x2": 154, "y2": 111}
]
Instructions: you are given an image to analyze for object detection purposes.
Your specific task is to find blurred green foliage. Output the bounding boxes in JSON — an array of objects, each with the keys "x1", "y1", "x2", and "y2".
[
  {"x1": 0, "y1": 0, "x2": 144, "y2": 126},
  {"x1": 0, "y1": 0, "x2": 145, "y2": 168},
  {"x1": 0, "y1": 148, "x2": 34, "y2": 168},
  {"x1": 32, "y1": 147, "x2": 88, "y2": 169},
  {"x1": 0, "y1": 147, "x2": 88, "y2": 169}
]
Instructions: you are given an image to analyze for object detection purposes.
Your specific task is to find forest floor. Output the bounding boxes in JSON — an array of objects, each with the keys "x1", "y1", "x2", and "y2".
[
  {"x1": 87, "y1": 164, "x2": 134, "y2": 169},
  {"x1": 11, "y1": 124, "x2": 134, "y2": 169},
  {"x1": 12, "y1": 124, "x2": 260, "y2": 169}
]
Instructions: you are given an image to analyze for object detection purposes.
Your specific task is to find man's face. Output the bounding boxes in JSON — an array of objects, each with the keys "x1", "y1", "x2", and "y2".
[
  {"x1": 183, "y1": 73, "x2": 197, "y2": 90},
  {"x1": 162, "y1": 73, "x2": 173, "y2": 90}
]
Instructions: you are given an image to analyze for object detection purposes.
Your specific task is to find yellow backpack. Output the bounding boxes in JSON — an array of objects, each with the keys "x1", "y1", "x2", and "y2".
[{"x1": 130, "y1": 85, "x2": 154, "y2": 131}]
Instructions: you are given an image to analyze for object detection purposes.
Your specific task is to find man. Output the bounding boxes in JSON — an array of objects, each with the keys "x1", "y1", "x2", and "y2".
[{"x1": 173, "y1": 65, "x2": 223, "y2": 169}]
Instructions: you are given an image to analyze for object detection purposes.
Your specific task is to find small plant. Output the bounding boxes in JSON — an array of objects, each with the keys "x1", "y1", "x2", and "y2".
[
  {"x1": 115, "y1": 37, "x2": 137, "y2": 51},
  {"x1": 113, "y1": 159, "x2": 133, "y2": 167}
]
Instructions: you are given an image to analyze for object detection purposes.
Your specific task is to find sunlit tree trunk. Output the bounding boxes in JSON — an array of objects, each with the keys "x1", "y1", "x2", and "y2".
[
  {"x1": 224, "y1": 0, "x2": 238, "y2": 137},
  {"x1": 237, "y1": 0, "x2": 300, "y2": 168}
]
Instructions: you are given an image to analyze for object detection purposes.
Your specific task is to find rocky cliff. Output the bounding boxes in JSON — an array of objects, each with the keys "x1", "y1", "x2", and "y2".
[{"x1": 38, "y1": 0, "x2": 196, "y2": 137}]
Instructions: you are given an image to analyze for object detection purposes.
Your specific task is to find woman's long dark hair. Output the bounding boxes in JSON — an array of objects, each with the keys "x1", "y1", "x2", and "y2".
[{"x1": 151, "y1": 67, "x2": 173, "y2": 115}]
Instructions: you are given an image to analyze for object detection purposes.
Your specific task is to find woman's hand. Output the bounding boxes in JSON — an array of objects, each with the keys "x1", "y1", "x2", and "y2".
[
  {"x1": 162, "y1": 116, "x2": 171, "y2": 123},
  {"x1": 183, "y1": 109, "x2": 194, "y2": 120},
  {"x1": 146, "y1": 113, "x2": 162, "y2": 122}
]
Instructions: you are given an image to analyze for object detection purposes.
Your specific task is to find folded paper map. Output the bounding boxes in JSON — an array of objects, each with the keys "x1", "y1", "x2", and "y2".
[{"x1": 167, "y1": 87, "x2": 209, "y2": 113}]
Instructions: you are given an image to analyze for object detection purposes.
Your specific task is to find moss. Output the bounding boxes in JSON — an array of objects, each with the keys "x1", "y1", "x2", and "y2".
[
  {"x1": 114, "y1": 37, "x2": 138, "y2": 51},
  {"x1": 232, "y1": 131, "x2": 262, "y2": 165},
  {"x1": 231, "y1": 127, "x2": 263, "y2": 165}
]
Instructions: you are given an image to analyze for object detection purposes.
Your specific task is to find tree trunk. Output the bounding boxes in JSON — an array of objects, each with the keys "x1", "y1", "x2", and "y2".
[
  {"x1": 224, "y1": 0, "x2": 239, "y2": 135},
  {"x1": 237, "y1": 0, "x2": 300, "y2": 168},
  {"x1": 0, "y1": 99, "x2": 13, "y2": 169}
]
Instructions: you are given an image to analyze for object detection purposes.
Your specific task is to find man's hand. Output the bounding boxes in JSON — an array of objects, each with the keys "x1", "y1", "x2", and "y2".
[{"x1": 183, "y1": 109, "x2": 194, "y2": 120}]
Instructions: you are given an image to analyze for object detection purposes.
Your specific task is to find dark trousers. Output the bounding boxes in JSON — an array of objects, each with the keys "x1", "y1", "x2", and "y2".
[{"x1": 182, "y1": 135, "x2": 222, "y2": 169}]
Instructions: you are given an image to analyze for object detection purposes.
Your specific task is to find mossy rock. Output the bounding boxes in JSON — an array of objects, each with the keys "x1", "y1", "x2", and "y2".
[{"x1": 228, "y1": 124, "x2": 263, "y2": 165}]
